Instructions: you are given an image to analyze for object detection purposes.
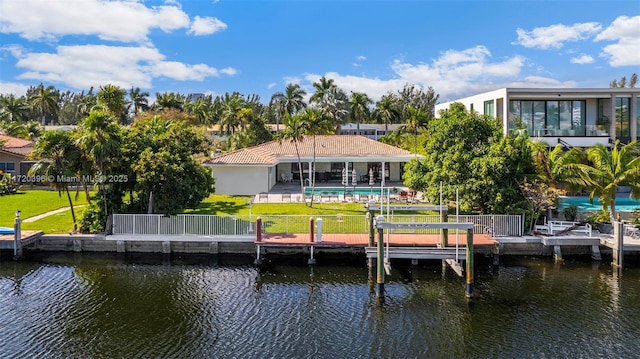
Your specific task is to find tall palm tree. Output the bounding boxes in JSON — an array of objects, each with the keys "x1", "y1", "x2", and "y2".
[
  {"x1": 270, "y1": 84, "x2": 307, "y2": 131},
  {"x1": 76, "y1": 110, "x2": 121, "y2": 217},
  {"x1": 97, "y1": 84, "x2": 129, "y2": 123},
  {"x1": 278, "y1": 113, "x2": 309, "y2": 205},
  {"x1": 402, "y1": 105, "x2": 429, "y2": 156},
  {"x1": 298, "y1": 108, "x2": 332, "y2": 206},
  {"x1": 529, "y1": 142, "x2": 584, "y2": 192},
  {"x1": 349, "y1": 92, "x2": 372, "y2": 132},
  {"x1": 29, "y1": 130, "x2": 82, "y2": 231},
  {"x1": 564, "y1": 140, "x2": 640, "y2": 220},
  {"x1": 219, "y1": 92, "x2": 246, "y2": 135},
  {"x1": 129, "y1": 87, "x2": 150, "y2": 117},
  {"x1": 0, "y1": 95, "x2": 30, "y2": 123},
  {"x1": 310, "y1": 77, "x2": 348, "y2": 133},
  {"x1": 374, "y1": 94, "x2": 400, "y2": 132},
  {"x1": 154, "y1": 92, "x2": 185, "y2": 111},
  {"x1": 29, "y1": 84, "x2": 59, "y2": 125}
]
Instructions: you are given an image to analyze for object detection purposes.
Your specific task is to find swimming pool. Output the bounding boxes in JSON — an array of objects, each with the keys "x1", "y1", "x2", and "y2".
[
  {"x1": 558, "y1": 196, "x2": 640, "y2": 212},
  {"x1": 303, "y1": 186, "x2": 399, "y2": 196}
]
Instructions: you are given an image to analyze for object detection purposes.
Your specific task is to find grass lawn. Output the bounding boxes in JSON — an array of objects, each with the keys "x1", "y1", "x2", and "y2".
[
  {"x1": 1, "y1": 189, "x2": 91, "y2": 228},
  {"x1": 184, "y1": 194, "x2": 368, "y2": 216},
  {"x1": 4, "y1": 192, "x2": 437, "y2": 234}
]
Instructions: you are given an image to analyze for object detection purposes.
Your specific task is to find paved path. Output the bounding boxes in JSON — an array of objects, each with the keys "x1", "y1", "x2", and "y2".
[{"x1": 22, "y1": 206, "x2": 86, "y2": 223}]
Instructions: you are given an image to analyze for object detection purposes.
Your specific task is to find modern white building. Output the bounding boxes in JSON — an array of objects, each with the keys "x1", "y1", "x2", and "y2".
[{"x1": 434, "y1": 88, "x2": 640, "y2": 148}]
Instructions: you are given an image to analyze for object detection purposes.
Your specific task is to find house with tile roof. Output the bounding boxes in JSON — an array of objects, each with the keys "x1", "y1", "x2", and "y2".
[
  {"x1": 203, "y1": 135, "x2": 421, "y2": 195},
  {"x1": 0, "y1": 134, "x2": 34, "y2": 176}
]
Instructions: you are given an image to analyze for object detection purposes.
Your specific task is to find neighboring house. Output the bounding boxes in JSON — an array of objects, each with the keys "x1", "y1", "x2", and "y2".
[
  {"x1": 0, "y1": 134, "x2": 34, "y2": 176},
  {"x1": 203, "y1": 135, "x2": 421, "y2": 195},
  {"x1": 339, "y1": 123, "x2": 403, "y2": 140},
  {"x1": 434, "y1": 88, "x2": 640, "y2": 148}
]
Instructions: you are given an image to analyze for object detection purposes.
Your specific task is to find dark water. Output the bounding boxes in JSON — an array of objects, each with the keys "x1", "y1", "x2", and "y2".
[{"x1": 1, "y1": 253, "x2": 639, "y2": 359}]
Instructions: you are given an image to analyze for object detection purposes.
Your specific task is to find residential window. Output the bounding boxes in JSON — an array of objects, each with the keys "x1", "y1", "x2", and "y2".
[
  {"x1": 597, "y1": 99, "x2": 612, "y2": 135},
  {"x1": 510, "y1": 99, "x2": 586, "y2": 137},
  {"x1": 616, "y1": 97, "x2": 631, "y2": 138},
  {"x1": 533, "y1": 101, "x2": 545, "y2": 136},
  {"x1": 0, "y1": 162, "x2": 16, "y2": 172},
  {"x1": 483, "y1": 100, "x2": 494, "y2": 117}
]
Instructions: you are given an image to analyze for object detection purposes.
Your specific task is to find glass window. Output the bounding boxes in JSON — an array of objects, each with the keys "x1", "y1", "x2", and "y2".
[
  {"x1": 546, "y1": 101, "x2": 559, "y2": 135},
  {"x1": 533, "y1": 101, "x2": 546, "y2": 136},
  {"x1": 559, "y1": 101, "x2": 573, "y2": 136},
  {"x1": 572, "y1": 101, "x2": 586, "y2": 136},
  {"x1": 597, "y1": 99, "x2": 611, "y2": 136},
  {"x1": 484, "y1": 100, "x2": 494, "y2": 117},
  {"x1": 508, "y1": 100, "x2": 521, "y2": 132},
  {"x1": 616, "y1": 97, "x2": 630, "y2": 138},
  {"x1": 521, "y1": 101, "x2": 533, "y2": 134}
]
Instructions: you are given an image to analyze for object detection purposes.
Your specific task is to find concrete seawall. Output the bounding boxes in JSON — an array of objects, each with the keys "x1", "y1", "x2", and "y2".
[{"x1": 28, "y1": 234, "x2": 256, "y2": 255}]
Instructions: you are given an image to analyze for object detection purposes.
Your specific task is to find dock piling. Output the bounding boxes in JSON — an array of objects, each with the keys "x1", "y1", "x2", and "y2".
[
  {"x1": 376, "y1": 215, "x2": 385, "y2": 300},
  {"x1": 465, "y1": 228, "x2": 474, "y2": 299},
  {"x1": 13, "y1": 210, "x2": 22, "y2": 260}
]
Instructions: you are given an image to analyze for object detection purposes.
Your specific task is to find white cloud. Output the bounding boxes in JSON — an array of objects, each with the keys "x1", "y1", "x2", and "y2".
[
  {"x1": 356, "y1": 55, "x2": 367, "y2": 61},
  {"x1": 301, "y1": 46, "x2": 528, "y2": 102},
  {"x1": 595, "y1": 15, "x2": 640, "y2": 66},
  {"x1": 12, "y1": 44, "x2": 234, "y2": 90},
  {"x1": 267, "y1": 83, "x2": 277, "y2": 89},
  {"x1": 0, "y1": 0, "x2": 191, "y2": 43},
  {"x1": 0, "y1": 81, "x2": 31, "y2": 96},
  {"x1": 570, "y1": 54, "x2": 594, "y2": 64},
  {"x1": 188, "y1": 16, "x2": 227, "y2": 35},
  {"x1": 515, "y1": 22, "x2": 602, "y2": 49}
]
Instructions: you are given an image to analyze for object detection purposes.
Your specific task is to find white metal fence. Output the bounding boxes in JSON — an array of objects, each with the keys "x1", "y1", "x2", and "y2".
[
  {"x1": 112, "y1": 214, "x2": 254, "y2": 236},
  {"x1": 112, "y1": 213, "x2": 522, "y2": 237}
]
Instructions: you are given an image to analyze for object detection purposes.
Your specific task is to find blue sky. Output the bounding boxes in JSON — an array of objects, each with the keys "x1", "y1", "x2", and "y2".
[{"x1": 1, "y1": 0, "x2": 639, "y2": 103}]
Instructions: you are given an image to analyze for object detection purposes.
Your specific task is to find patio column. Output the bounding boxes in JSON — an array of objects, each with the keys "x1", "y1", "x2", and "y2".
[
  {"x1": 381, "y1": 162, "x2": 386, "y2": 187},
  {"x1": 308, "y1": 161, "x2": 313, "y2": 186}
]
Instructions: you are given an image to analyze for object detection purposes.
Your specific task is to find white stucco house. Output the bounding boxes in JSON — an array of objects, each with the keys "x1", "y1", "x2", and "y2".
[
  {"x1": 434, "y1": 88, "x2": 640, "y2": 148},
  {"x1": 203, "y1": 135, "x2": 421, "y2": 195}
]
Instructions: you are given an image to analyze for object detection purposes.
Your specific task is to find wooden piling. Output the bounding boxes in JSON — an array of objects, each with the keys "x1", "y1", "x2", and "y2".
[
  {"x1": 376, "y1": 216, "x2": 385, "y2": 300},
  {"x1": 255, "y1": 217, "x2": 262, "y2": 242},
  {"x1": 465, "y1": 228, "x2": 474, "y2": 299},
  {"x1": 309, "y1": 217, "x2": 314, "y2": 243},
  {"x1": 612, "y1": 221, "x2": 624, "y2": 268},
  {"x1": 440, "y1": 210, "x2": 448, "y2": 247},
  {"x1": 367, "y1": 211, "x2": 374, "y2": 247}
]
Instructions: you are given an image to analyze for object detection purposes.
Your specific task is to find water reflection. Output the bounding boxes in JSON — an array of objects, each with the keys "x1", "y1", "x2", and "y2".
[{"x1": 0, "y1": 253, "x2": 638, "y2": 358}]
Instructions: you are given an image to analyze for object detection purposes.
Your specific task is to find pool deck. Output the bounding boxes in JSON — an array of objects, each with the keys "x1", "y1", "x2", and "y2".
[{"x1": 254, "y1": 181, "x2": 414, "y2": 203}]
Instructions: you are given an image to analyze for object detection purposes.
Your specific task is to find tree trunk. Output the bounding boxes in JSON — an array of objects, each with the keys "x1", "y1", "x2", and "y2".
[{"x1": 66, "y1": 187, "x2": 77, "y2": 232}]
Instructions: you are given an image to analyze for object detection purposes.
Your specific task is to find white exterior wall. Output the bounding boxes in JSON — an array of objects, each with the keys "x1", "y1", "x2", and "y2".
[{"x1": 211, "y1": 166, "x2": 271, "y2": 195}]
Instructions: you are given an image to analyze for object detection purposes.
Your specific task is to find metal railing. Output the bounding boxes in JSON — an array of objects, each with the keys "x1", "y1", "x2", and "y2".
[
  {"x1": 112, "y1": 214, "x2": 254, "y2": 236},
  {"x1": 112, "y1": 213, "x2": 522, "y2": 237}
]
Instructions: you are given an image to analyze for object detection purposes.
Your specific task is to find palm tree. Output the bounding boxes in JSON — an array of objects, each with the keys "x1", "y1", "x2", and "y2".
[
  {"x1": 97, "y1": 84, "x2": 129, "y2": 123},
  {"x1": 349, "y1": 92, "x2": 372, "y2": 133},
  {"x1": 129, "y1": 87, "x2": 150, "y2": 117},
  {"x1": 29, "y1": 84, "x2": 59, "y2": 125},
  {"x1": 0, "y1": 95, "x2": 30, "y2": 123},
  {"x1": 309, "y1": 77, "x2": 348, "y2": 133},
  {"x1": 154, "y1": 92, "x2": 185, "y2": 111},
  {"x1": 298, "y1": 108, "x2": 332, "y2": 206},
  {"x1": 278, "y1": 113, "x2": 309, "y2": 205},
  {"x1": 218, "y1": 92, "x2": 246, "y2": 135},
  {"x1": 29, "y1": 130, "x2": 82, "y2": 231},
  {"x1": 374, "y1": 94, "x2": 400, "y2": 132},
  {"x1": 76, "y1": 110, "x2": 121, "y2": 217},
  {"x1": 564, "y1": 140, "x2": 640, "y2": 220},
  {"x1": 529, "y1": 142, "x2": 584, "y2": 192},
  {"x1": 270, "y1": 84, "x2": 307, "y2": 131},
  {"x1": 402, "y1": 105, "x2": 429, "y2": 155}
]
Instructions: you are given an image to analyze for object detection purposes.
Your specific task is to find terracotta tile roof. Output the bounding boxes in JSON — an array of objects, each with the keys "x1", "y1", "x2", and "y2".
[
  {"x1": 0, "y1": 134, "x2": 33, "y2": 156},
  {"x1": 204, "y1": 135, "x2": 419, "y2": 166}
]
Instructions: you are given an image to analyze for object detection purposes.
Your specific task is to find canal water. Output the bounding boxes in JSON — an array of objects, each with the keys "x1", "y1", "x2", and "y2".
[{"x1": 1, "y1": 253, "x2": 638, "y2": 358}]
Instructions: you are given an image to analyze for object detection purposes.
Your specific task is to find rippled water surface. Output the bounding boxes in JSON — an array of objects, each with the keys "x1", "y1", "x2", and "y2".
[{"x1": 1, "y1": 253, "x2": 639, "y2": 358}]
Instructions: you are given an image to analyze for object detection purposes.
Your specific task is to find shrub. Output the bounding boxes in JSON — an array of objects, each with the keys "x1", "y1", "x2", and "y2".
[{"x1": 563, "y1": 204, "x2": 578, "y2": 222}]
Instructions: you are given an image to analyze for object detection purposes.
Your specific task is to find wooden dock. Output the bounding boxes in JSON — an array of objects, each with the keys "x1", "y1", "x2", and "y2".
[{"x1": 0, "y1": 231, "x2": 42, "y2": 250}]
